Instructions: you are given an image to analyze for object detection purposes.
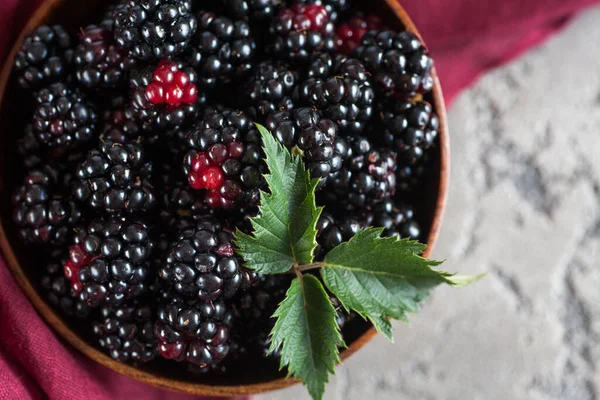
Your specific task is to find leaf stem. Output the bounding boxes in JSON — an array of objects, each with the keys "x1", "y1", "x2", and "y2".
[{"x1": 296, "y1": 262, "x2": 325, "y2": 272}]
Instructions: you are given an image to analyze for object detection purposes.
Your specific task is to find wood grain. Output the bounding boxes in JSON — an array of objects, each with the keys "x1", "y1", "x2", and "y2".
[{"x1": 0, "y1": 0, "x2": 449, "y2": 395}]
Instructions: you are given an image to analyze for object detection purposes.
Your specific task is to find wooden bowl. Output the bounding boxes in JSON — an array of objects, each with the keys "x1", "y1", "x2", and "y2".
[{"x1": 0, "y1": 0, "x2": 449, "y2": 396}]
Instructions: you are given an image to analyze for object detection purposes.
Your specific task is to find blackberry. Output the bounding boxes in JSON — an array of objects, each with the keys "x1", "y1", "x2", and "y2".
[
  {"x1": 17, "y1": 124, "x2": 43, "y2": 169},
  {"x1": 74, "y1": 25, "x2": 137, "y2": 90},
  {"x1": 72, "y1": 138, "x2": 156, "y2": 214},
  {"x1": 321, "y1": 136, "x2": 397, "y2": 210},
  {"x1": 244, "y1": 60, "x2": 297, "y2": 123},
  {"x1": 12, "y1": 167, "x2": 81, "y2": 245},
  {"x1": 159, "y1": 216, "x2": 255, "y2": 301},
  {"x1": 183, "y1": 109, "x2": 263, "y2": 210},
  {"x1": 187, "y1": 11, "x2": 256, "y2": 88},
  {"x1": 225, "y1": 0, "x2": 279, "y2": 20},
  {"x1": 372, "y1": 199, "x2": 420, "y2": 239},
  {"x1": 380, "y1": 99, "x2": 439, "y2": 167},
  {"x1": 113, "y1": 0, "x2": 197, "y2": 61},
  {"x1": 32, "y1": 83, "x2": 98, "y2": 151},
  {"x1": 315, "y1": 211, "x2": 367, "y2": 256},
  {"x1": 291, "y1": 0, "x2": 356, "y2": 23},
  {"x1": 265, "y1": 107, "x2": 341, "y2": 183},
  {"x1": 354, "y1": 30, "x2": 433, "y2": 96},
  {"x1": 269, "y1": 3, "x2": 335, "y2": 63},
  {"x1": 155, "y1": 297, "x2": 232, "y2": 368},
  {"x1": 14, "y1": 25, "x2": 73, "y2": 89},
  {"x1": 64, "y1": 216, "x2": 153, "y2": 307},
  {"x1": 130, "y1": 59, "x2": 204, "y2": 131},
  {"x1": 93, "y1": 300, "x2": 157, "y2": 363},
  {"x1": 295, "y1": 56, "x2": 374, "y2": 134},
  {"x1": 41, "y1": 257, "x2": 91, "y2": 318},
  {"x1": 335, "y1": 14, "x2": 382, "y2": 55}
]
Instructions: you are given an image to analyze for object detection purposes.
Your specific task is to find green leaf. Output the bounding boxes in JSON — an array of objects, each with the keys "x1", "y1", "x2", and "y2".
[
  {"x1": 270, "y1": 275, "x2": 344, "y2": 400},
  {"x1": 235, "y1": 124, "x2": 322, "y2": 274},
  {"x1": 321, "y1": 228, "x2": 479, "y2": 341}
]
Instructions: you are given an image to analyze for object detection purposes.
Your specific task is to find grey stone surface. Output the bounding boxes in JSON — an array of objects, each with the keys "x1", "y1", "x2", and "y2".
[{"x1": 259, "y1": 7, "x2": 600, "y2": 400}]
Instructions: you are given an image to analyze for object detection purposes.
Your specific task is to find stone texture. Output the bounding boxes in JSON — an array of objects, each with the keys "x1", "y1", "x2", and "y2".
[{"x1": 260, "y1": 7, "x2": 600, "y2": 400}]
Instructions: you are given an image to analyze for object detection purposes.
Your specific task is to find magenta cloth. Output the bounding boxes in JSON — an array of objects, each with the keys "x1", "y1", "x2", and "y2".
[{"x1": 0, "y1": 0, "x2": 598, "y2": 399}]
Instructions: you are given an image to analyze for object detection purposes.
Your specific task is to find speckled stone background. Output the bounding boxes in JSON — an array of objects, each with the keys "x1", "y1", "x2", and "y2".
[{"x1": 260, "y1": 7, "x2": 600, "y2": 400}]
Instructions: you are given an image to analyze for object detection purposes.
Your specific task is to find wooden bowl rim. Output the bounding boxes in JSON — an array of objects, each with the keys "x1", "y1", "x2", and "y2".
[{"x1": 0, "y1": 0, "x2": 449, "y2": 396}]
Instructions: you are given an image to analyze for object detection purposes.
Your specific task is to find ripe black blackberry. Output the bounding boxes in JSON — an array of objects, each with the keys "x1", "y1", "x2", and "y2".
[
  {"x1": 41, "y1": 258, "x2": 91, "y2": 318},
  {"x1": 129, "y1": 60, "x2": 205, "y2": 131},
  {"x1": 154, "y1": 297, "x2": 232, "y2": 368},
  {"x1": 14, "y1": 25, "x2": 73, "y2": 89},
  {"x1": 72, "y1": 138, "x2": 156, "y2": 214},
  {"x1": 315, "y1": 211, "x2": 367, "y2": 257},
  {"x1": 269, "y1": 3, "x2": 335, "y2": 63},
  {"x1": 353, "y1": 30, "x2": 433, "y2": 96},
  {"x1": 32, "y1": 83, "x2": 98, "y2": 151},
  {"x1": 372, "y1": 198, "x2": 420, "y2": 239},
  {"x1": 291, "y1": 0, "x2": 356, "y2": 23},
  {"x1": 295, "y1": 56, "x2": 374, "y2": 134},
  {"x1": 321, "y1": 136, "x2": 397, "y2": 210},
  {"x1": 159, "y1": 215, "x2": 256, "y2": 301},
  {"x1": 244, "y1": 60, "x2": 297, "y2": 123},
  {"x1": 74, "y1": 25, "x2": 137, "y2": 90},
  {"x1": 93, "y1": 300, "x2": 157, "y2": 363},
  {"x1": 12, "y1": 167, "x2": 81, "y2": 246},
  {"x1": 64, "y1": 216, "x2": 154, "y2": 307},
  {"x1": 225, "y1": 0, "x2": 279, "y2": 20},
  {"x1": 379, "y1": 99, "x2": 439, "y2": 167},
  {"x1": 187, "y1": 11, "x2": 256, "y2": 88},
  {"x1": 265, "y1": 107, "x2": 341, "y2": 183},
  {"x1": 112, "y1": 0, "x2": 197, "y2": 61},
  {"x1": 183, "y1": 109, "x2": 264, "y2": 210},
  {"x1": 17, "y1": 124, "x2": 43, "y2": 169}
]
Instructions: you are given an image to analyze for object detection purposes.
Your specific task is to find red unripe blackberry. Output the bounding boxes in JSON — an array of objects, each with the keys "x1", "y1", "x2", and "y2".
[
  {"x1": 155, "y1": 297, "x2": 232, "y2": 368},
  {"x1": 74, "y1": 25, "x2": 137, "y2": 90},
  {"x1": 14, "y1": 25, "x2": 73, "y2": 90},
  {"x1": 335, "y1": 14, "x2": 382, "y2": 55}
]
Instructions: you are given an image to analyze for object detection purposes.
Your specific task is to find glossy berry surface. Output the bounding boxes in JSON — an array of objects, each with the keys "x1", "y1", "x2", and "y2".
[
  {"x1": 41, "y1": 257, "x2": 91, "y2": 318},
  {"x1": 372, "y1": 198, "x2": 420, "y2": 239},
  {"x1": 335, "y1": 14, "x2": 382, "y2": 55},
  {"x1": 14, "y1": 25, "x2": 73, "y2": 89},
  {"x1": 113, "y1": 0, "x2": 197, "y2": 61},
  {"x1": 159, "y1": 216, "x2": 255, "y2": 301},
  {"x1": 245, "y1": 60, "x2": 297, "y2": 123},
  {"x1": 32, "y1": 83, "x2": 98, "y2": 151},
  {"x1": 144, "y1": 60, "x2": 198, "y2": 106},
  {"x1": 65, "y1": 217, "x2": 153, "y2": 307},
  {"x1": 155, "y1": 297, "x2": 232, "y2": 368},
  {"x1": 72, "y1": 139, "x2": 156, "y2": 214},
  {"x1": 93, "y1": 301, "x2": 157, "y2": 363}
]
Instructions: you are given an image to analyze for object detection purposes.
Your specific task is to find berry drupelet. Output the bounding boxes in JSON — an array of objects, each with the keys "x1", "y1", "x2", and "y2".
[
  {"x1": 244, "y1": 60, "x2": 297, "y2": 123},
  {"x1": 269, "y1": 3, "x2": 335, "y2": 63},
  {"x1": 41, "y1": 257, "x2": 91, "y2": 318},
  {"x1": 112, "y1": 0, "x2": 197, "y2": 61},
  {"x1": 372, "y1": 198, "x2": 420, "y2": 239},
  {"x1": 225, "y1": 0, "x2": 279, "y2": 20},
  {"x1": 354, "y1": 30, "x2": 433, "y2": 96},
  {"x1": 380, "y1": 99, "x2": 439, "y2": 167},
  {"x1": 295, "y1": 55, "x2": 374, "y2": 134},
  {"x1": 155, "y1": 297, "x2": 232, "y2": 368},
  {"x1": 74, "y1": 25, "x2": 137, "y2": 90},
  {"x1": 183, "y1": 109, "x2": 263, "y2": 210},
  {"x1": 265, "y1": 107, "x2": 341, "y2": 183},
  {"x1": 321, "y1": 136, "x2": 397, "y2": 210},
  {"x1": 130, "y1": 60, "x2": 203, "y2": 131},
  {"x1": 159, "y1": 216, "x2": 255, "y2": 302},
  {"x1": 93, "y1": 300, "x2": 157, "y2": 363},
  {"x1": 315, "y1": 211, "x2": 366, "y2": 257},
  {"x1": 12, "y1": 167, "x2": 81, "y2": 246},
  {"x1": 32, "y1": 83, "x2": 98, "y2": 151},
  {"x1": 187, "y1": 11, "x2": 256, "y2": 88},
  {"x1": 64, "y1": 217, "x2": 154, "y2": 307},
  {"x1": 335, "y1": 14, "x2": 382, "y2": 55},
  {"x1": 14, "y1": 25, "x2": 73, "y2": 90},
  {"x1": 72, "y1": 138, "x2": 156, "y2": 214}
]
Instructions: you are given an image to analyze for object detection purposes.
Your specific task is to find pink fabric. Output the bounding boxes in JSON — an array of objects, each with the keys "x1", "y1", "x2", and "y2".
[{"x1": 0, "y1": 0, "x2": 598, "y2": 398}]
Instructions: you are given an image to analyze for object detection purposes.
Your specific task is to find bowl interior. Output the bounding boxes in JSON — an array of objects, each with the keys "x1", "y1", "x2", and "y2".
[{"x1": 0, "y1": 0, "x2": 446, "y2": 393}]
